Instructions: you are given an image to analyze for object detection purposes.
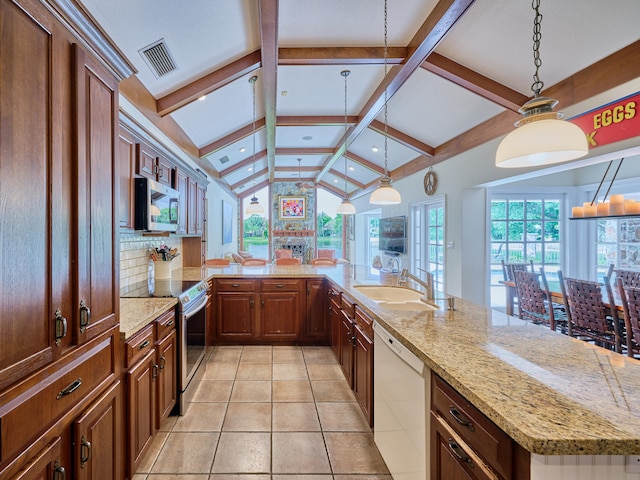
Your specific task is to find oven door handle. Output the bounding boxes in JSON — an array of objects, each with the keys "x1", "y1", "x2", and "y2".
[{"x1": 183, "y1": 294, "x2": 208, "y2": 320}]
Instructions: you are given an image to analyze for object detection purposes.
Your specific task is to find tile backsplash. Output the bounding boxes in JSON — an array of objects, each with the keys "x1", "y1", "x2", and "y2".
[{"x1": 120, "y1": 233, "x2": 182, "y2": 288}]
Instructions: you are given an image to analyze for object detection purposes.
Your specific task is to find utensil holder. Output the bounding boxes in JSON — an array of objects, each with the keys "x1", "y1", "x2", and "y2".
[{"x1": 154, "y1": 260, "x2": 172, "y2": 279}]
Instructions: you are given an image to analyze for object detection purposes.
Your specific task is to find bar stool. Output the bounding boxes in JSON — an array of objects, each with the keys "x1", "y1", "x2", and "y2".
[
  {"x1": 514, "y1": 267, "x2": 566, "y2": 332},
  {"x1": 616, "y1": 277, "x2": 640, "y2": 357}
]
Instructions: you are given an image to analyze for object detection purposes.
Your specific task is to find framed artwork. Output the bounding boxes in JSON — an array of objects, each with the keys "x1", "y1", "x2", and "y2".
[
  {"x1": 222, "y1": 200, "x2": 232, "y2": 244},
  {"x1": 279, "y1": 196, "x2": 306, "y2": 219}
]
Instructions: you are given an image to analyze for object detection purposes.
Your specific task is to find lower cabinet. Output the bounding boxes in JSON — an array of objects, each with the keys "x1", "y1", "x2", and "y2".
[
  {"x1": 305, "y1": 278, "x2": 328, "y2": 342},
  {"x1": 156, "y1": 311, "x2": 177, "y2": 427},
  {"x1": 430, "y1": 374, "x2": 530, "y2": 480},
  {"x1": 353, "y1": 307, "x2": 374, "y2": 427},
  {"x1": 338, "y1": 310, "x2": 355, "y2": 387},
  {"x1": 7, "y1": 437, "x2": 64, "y2": 480}
]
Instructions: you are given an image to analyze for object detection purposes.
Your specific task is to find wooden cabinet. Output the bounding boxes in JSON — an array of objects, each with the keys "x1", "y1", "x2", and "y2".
[
  {"x1": 125, "y1": 325, "x2": 157, "y2": 478},
  {"x1": 305, "y1": 279, "x2": 328, "y2": 341},
  {"x1": 431, "y1": 374, "x2": 530, "y2": 480},
  {"x1": 215, "y1": 279, "x2": 259, "y2": 341},
  {"x1": 328, "y1": 287, "x2": 342, "y2": 360},
  {"x1": 156, "y1": 311, "x2": 177, "y2": 426},
  {"x1": 196, "y1": 182, "x2": 206, "y2": 235},
  {"x1": 261, "y1": 280, "x2": 302, "y2": 340},
  {"x1": 353, "y1": 307, "x2": 374, "y2": 427},
  {"x1": 339, "y1": 310, "x2": 355, "y2": 387},
  {"x1": 175, "y1": 168, "x2": 188, "y2": 234},
  {"x1": 187, "y1": 177, "x2": 198, "y2": 234},
  {"x1": 118, "y1": 126, "x2": 136, "y2": 229},
  {"x1": 6, "y1": 438, "x2": 64, "y2": 480},
  {"x1": 174, "y1": 167, "x2": 206, "y2": 236},
  {"x1": 135, "y1": 141, "x2": 174, "y2": 187}
]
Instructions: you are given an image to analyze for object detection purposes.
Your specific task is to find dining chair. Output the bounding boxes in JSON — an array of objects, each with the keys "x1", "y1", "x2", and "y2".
[
  {"x1": 501, "y1": 259, "x2": 534, "y2": 282},
  {"x1": 614, "y1": 268, "x2": 640, "y2": 288},
  {"x1": 558, "y1": 270, "x2": 622, "y2": 353},
  {"x1": 241, "y1": 258, "x2": 268, "y2": 266},
  {"x1": 514, "y1": 267, "x2": 566, "y2": 331},
  {"x1": 616, "y1": 277, "x2": 640, "y2": 357},
  {"x1": 274, "y1": 249, "x2": 293, "y2": 259},
  {"x1": 275, "y1": 257, "x2": 301, "y2": 265},
  {"x1": 311, "y1": 258, "x2": 337, "y2": 266},
  {"x1": 205, "y1": 258, "x2": 230, "y2": 266}
]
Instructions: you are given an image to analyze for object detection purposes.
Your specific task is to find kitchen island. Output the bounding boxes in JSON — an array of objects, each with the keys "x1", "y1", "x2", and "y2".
[{"x1": 123, "y1": 263, "x2": 640, "y2": 478}]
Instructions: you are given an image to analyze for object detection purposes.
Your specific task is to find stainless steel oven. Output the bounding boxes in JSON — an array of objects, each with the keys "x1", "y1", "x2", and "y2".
[{"x1": 177, "y1": 281, "x2": 208, "y2": 413}]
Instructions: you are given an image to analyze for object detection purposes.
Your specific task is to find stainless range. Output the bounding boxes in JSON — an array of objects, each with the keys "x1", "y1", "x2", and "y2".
[{"x1": 121, "y1": 278, "x2": 208, "y2": 414}]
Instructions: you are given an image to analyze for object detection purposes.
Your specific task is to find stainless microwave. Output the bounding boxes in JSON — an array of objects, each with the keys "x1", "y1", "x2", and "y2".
[{"x1": 134, "y1": 178, "x2": 180, "y2": 232}]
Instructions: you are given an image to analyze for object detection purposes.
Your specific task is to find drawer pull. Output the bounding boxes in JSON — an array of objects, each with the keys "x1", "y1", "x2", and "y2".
[
  {"x1": 152, "y1": 364, "x2": 159, "y2": 379},
  {"x1": 449, "y1": 406, "x2": 474, "y2": 431},
  {"x1": 80, "y1": 435, "x2": 92, "y2": 468},
  {"x1": 232, "y1": 283, "x2": 240, "y2": 287},
  {"x1": 55, "y1": 309, "x2": 67, "y2": 347},
  {"x1": 159, "y1": 355, "x2": 166, "y2": 370},
  {"x1": 275, "y1": 283, "x2": 285, "y2": 288},
  {"x1": 138, "y1": 340, "x2": 150, "y2": 350},
  {"x1": 57, "y1": 378, "x2": 82, "y2": 399},
  {"x1": 448, "y1": 438, "x2": 474, "y2": 468},
  {"x1": 166, "y1": 320, "x2": 174, "y2": 327},
  {"x1": 79, "y1": 300, "x2": 91, "y2": 333},
  {"x1": 54, "y1": 462, "x2": 66, "y2": 480}
]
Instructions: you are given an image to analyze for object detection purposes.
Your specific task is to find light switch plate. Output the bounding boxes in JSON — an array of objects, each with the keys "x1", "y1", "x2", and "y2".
[
  {"x1": 626, "y1": 455, "x2": 640, "y2": 473},
  {"x1": 447, "y1": 241, "x2": 454, "y2": 249}
]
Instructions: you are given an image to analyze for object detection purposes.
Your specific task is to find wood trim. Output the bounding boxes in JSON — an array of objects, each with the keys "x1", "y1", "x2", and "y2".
[
  {"x1": 368, "y1": 119, "x2": 434, "y2": 157},
  {"x1": 241, "y1": 179, "x2": 270, "y2": 198},
  {"x1": 276, "y1": 147, "x2": 335, "y2": 155},
  {"x1": 157, "y1": 50, "x2": 262, "y2": 116},
  {"x1": 219, "y1": 149, "x2": 268, "y2": 176},
  {"x1": 230, "y1": 167, "x2": 269, "y2": 190},
  {"x1": 278, "y1": 46, "x2": 406, "y2": 65},
  {"x1": 277, "y1": 115, "x2": 359, "y2": 126},
  {"x1": 345, "y1": 151, "x2": 385, "y2": 175},
  {"x1": 317, "y1": 180, "x2": 346, "y2": 198},
  {"x1": 329, "y1": 168, "x2": 365, "y2": 189},
  {"x1": 274, "y1": 166, "x2": 319, "y2": 172},
  {"x1": 199, "y1": 118, "x2": 266, "y2": 158}
]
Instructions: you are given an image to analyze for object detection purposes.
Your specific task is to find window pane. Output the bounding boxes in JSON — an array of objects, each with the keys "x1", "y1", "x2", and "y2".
[
  {"x1": 491, "y1": 200, "x2": 506, "y2": 220},
  {"x1": 508, "y1": 222, "x2": 524, "y2": 241},
  {"x1": 526, "y1": 221, "x2": 542, "y2": 240},
  {"x1": 526, "y1": 200, "x2": 542, "y2": 220},
  {"x1": 544, "y1": 200, "x2": 560, "y2": 220},
  {"x1": 507, "y1": 244, "x2": 525, "y2": 262},
  {"x1": 491, "y1": 242, "x2": 505, "y2": 263},
  {"x1": 508, "y1": 200, "x2": 524, "y2": 220},
  {"x1": 544, "y1": 222, "x2": 559, "y2": 241},
  {"x1": 492, "y1": 221, "x2": 506, "y2": 241},
  {"x1": 544, "y1": 243, "x2": 561, "y2": 264}
]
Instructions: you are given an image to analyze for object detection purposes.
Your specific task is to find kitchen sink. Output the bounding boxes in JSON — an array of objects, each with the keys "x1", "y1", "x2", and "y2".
[{"x1": 353, "y1": 285, "x2": 439, "y2": 311}]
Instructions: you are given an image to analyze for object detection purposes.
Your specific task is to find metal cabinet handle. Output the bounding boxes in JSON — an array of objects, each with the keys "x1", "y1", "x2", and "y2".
[
  {"x1": 449, "y1": 406, "x2": 475, "y2": 431},
  {"x1": 138, "y1": 340, "x2": 150, "y2": 350},
  {"x1": 275, "y1": 283, "x2": 285, "y2": 288},
  {"x1": 54, "y1": 462, "x2": 66, "y2": 480},
  {"x1": 448, "y1": 438, "x2": 474, "y2": 468},
  {"x1": 55, "y1": 309, "x2": 67, "y2": 347},
  {"x1": 232, "y1": 283, "x2": 240, "y2": 287},
  {"x1": 159, "y1": 355, "x2": 166, "y2": 370},
  {"x1": 57, "y1": 378, "x2": 82, "y2": 399},
  {"x1": 166, "y1": 320, "x2": 174, "y2": 327},
  {"x1": 80, "y1": 436, "x2": 92, "y2": 468},
  {"x1": 79, "y1": 300, "x2": 91, "y2": 333},
  {"x1": 152, "y1": 364, "x2": 159, "y2": 379}
]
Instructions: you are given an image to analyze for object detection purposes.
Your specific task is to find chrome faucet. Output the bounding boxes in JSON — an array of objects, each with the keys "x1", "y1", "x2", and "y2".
[
  {"x1": 388, "y1": 257, "x2": 400, "y2": 273},
  {"x1": 398, "y1": 268, "x2": 454, "y2": 310}
]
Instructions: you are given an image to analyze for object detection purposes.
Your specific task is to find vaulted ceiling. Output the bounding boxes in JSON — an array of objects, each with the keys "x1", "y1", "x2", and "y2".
[{"x1": 80, "y1": 0, "x2": 640, "y2": 200}]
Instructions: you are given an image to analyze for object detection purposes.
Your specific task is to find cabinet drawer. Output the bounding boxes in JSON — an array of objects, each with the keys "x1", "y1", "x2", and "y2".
[
  {"x1": 261, "y1": 279, "x2": 300, "y2": 292},
  {"x1": 341, "y1": 294, "x2": 356, "y2": 319},
  {"x1": 355, "y1": 306, "x2": 374, "y2": 338},
  {"x1": 125, "y1": 324, "x2": 155, "y2": 368},
  {"x1": 0, "y1": 337, "x2": 114, "y2": 465},
  {"x1": 431, "y1": 374, "x2": 513, "y2": 480},
  {"x1": 155, "y1": 308, "x2": 177, "y2": 341},
  {"x1": 216, "y1": 279, "x2": 257, "y2": 292},
  {"x1": 328, "y1": 285, "x2": 341, "y2": 302}
]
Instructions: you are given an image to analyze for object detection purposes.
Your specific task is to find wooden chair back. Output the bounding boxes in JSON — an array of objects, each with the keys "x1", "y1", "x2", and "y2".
[
  {"x1": 617, "y1": 277, "x2": 640, "y2": 356},
  {"x1": 274, "y1": 249, "x2": 293, "y2": 259},
  {"x1": 205, "y1": 258, "x2": 230, "y2": 266},
  {"x1": 614, "y1": 268, "x2": 640, "y2": 288},
  {"x1": 501, "y1": 259, "x2": 534, "y2": 282},
  {"x1": 275, "y1": 257, "x2": 301, "y2": 265},
  {"x1": 558, "y1": 271, "x2": 621, "y2": 352},
  {"x1": 311, "y1": 258, "x2": 337, "y2": 266},
  {"x1": 241, "y1": 258, "x2": 268, "y2": 266}
]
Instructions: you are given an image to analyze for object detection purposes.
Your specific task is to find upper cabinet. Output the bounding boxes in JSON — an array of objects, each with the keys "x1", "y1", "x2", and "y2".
[{"x1": 136, "y1": 141, "x2": 174, "y2": 187}]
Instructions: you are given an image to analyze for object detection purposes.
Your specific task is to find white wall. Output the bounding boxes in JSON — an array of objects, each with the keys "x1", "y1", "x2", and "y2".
[{"x1": 206, "y1": 180, "x2": 239, "y2": 259}]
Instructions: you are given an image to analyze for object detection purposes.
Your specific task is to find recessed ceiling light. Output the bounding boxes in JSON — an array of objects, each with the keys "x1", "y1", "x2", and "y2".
[
  {"x1": 198, "y1": 95, "x2": 206, "y2": 101},
  {"x1": 372, "y1": 146, "x2": 379, "y2": 152},
  {"x1": 281, "y1": 91, "x2": 288, "y2": 96},
  {"x1": 239, "y1": 147, "x2": 246, "y2": 153},
  {"x1": 302, "y1": 136, "x2": 313, "y2": 141},
  {"x1": 334, "y1": 179, "x2": 339, "y2": 183},
  {"x1": 248, "y1": 166, "x2": 253, "y2": 172},
  {"x1": 349, "y1": 166, "x2": 355, "y2": 171}
]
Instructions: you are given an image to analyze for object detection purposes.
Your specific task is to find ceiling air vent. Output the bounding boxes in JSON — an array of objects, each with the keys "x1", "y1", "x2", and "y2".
[
  {"x1": 218, "y1": 155, "x2": 231, "y2": 165},
  {"x1": 139, "y1": 39, "x2": 177, "y2": 78}
]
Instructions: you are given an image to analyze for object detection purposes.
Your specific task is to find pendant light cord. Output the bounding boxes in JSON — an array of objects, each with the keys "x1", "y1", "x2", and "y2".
[
  {"x1": 342, "y1": 70, "x2": 350, "y2": 198},
  {"x1": 531, "y1": 0, "x2": 544, "y2": 97},
  {"x1": 383, "y1": 0, "x2": 389, "y2": 179},
  {"x1": 250, "y1": 75, "x2": 258, "y2": 191}
]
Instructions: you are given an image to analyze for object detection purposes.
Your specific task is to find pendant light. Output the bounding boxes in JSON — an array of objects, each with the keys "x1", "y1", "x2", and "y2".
[
  {"x1": 336, "y1": 70, "x2": 356, "y2": 215},
  {"x1": 370, "y1": 0, "x2": 401, "y2": 205},
  {"x1": 245, "y1": 75, "x2": 265, "y2": 215},
  {"x1": 495, "y1": 0, "x2": 588, "y2": 168}
]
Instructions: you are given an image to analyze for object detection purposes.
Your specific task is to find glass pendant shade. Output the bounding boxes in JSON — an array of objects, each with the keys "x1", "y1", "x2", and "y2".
[
  {"x1": 369, "y1": 177, "x2": 401, "y2": 205},
  {"x1": 496, "y1": 117, "x2": 588, "y2": 168},
  {"x1": 336, "y1": 198, "x2": 356, "y2": 215},
  {"x1": 245, "y1": 196, "x2": 264, "y2": 215}
]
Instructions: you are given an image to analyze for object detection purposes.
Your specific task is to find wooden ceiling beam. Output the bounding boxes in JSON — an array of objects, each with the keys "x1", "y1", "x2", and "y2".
[
  {"x1": 239, "y1": 179, "x2": 270, "y2": 199},
  {"x1": 345, "y1": 151, "x2": 385, "y2": 175},
  {"x1": 329, "y1": 169, "x2": 366, "y2": 189},
  {"x1": 276, "y1": 147, "x2": 334, "y2": 155},
  {"x1": 219, "y1": 149, "x2": 268, "y2": 177},
  {"x1": 156, "y1": 50, "x2": 262, "y2": 117},
  {"x1": 274, "y1": 166, "x2": 319, "y2": 172},
  {"x1": 230, "y1": 166, "x2": 270, "y2": 191},
  {"x1": 317, "y1": 180, "x2": 346, "y2": 198},
  {"x1": 258, "y1": 0, "x2": 279, "y2": 183},
  {"x1": 277, "y1": 115, "x2": 358, "y2": 126},
  {"x1": 278, "y1": 46, "x2": 406, "y2": 65},
  {"x1": 199, "y1": 118, "x2": 265, "y2": 158},
  {"x1": 421, "y1": 52, "x2": 528, "y2": 112},
  {"x1": 315, "y1": 0, "x2": 476, "y2": 183},
  {"x1": 368, "y1": 119, "x2": 434, "y2": 157}
]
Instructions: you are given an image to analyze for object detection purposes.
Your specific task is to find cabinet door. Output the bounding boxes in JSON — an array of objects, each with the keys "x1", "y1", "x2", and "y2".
[
  {"x1": 339, "y1": 311, "x2": 354, "y2": 387},
  {"x1": 329, "y1": 298, "x2": 341, "y2": 362},
  {"x1": 196, "y1": 182, "x2": 206, "y2": 235},
  {"x1": 175, "y1": 168, "x2": 188, "y2": 234},
  {"x1": 156, "y1": 154, "x2": 173, "y2": 186},
  {"x1": 73, "y1": 44, "x2": 118, "y2": 345},
  {"x1": 135, "y1": 142, "x2": 156, "y2": 180},
  {"x1": 118, "y1": 127, "x2": 136, "y2": 229},
  {"x1": 187, "y1": 177, "x2": 197, "y2": 234},
  {"x1": 156, "y1": 329, "x2": 177, "y2": 426},
  {"x1": 217, "y1": 293, "x2": 257, "y2": 340},
  {"x1": 9, "y1": 437, "x2": 64, "y2": 480},
  {"x1": 0, "y1": 0, "x2": 63, "y2": 389},
  {"x1": 126, "y1": 349, "x2": 157, "y2": 477},
  {"x1": 353, "y1": 325, "x2": 374, "y2": 427},
  {"x1": 305, "y1": 279, "x2": 328, "y2": 341},
  {"x1": 73, "y1": 381, "x2": 124, "y2": 480},
  {"x1": 261, "y1": 292, "x2": 300, "y2": 340}
]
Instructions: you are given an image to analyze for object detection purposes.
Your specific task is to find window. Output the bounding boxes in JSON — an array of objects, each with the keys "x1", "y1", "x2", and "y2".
[
  {"x1": 596, "y1": 217, "x2": 640, "y2": 277},
  {"x1": 365, "y1": 213, "x2": 381, "y2": 278},
  {"x1": 317, "y1": 189, "x2": 343, "y2": 257},
  {"x1": 411, "y1": 199, "x2": 445, "y2": 295},
  {"x1": 489, "y1": 195, "x2": 562, "y2": 307},
  {"x1": 242, "y1": 186, "x2": 269, "y2": 257}
]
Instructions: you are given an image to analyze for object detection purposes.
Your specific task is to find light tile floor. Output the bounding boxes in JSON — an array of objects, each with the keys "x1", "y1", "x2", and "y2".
[{"x1": 133, "y1": 345, "x2": 392, "y2": 480}]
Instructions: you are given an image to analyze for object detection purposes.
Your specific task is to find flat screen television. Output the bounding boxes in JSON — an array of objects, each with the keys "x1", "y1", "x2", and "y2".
[{"x1": 379, "y1": 216, "x2": 406, "y2": 254}]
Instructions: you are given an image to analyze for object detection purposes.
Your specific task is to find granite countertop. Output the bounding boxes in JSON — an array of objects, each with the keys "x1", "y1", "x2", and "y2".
[
  {"x1": 121, "y1": 263, "x2": 640, "y2": 456},
  {"x1": 120, "y1": 297, "x2": 178, "y2": 340}
]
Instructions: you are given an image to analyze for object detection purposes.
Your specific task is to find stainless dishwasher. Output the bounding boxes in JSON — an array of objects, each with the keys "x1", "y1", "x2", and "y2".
[{"x1": 374, "y1": 321, "x2": 428, "y2": 480}]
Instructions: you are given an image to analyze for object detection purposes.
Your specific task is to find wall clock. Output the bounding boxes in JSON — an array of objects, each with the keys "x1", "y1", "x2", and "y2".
[{"x1": 423, "y1": 167, "x2": 437, "y2": 195}]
